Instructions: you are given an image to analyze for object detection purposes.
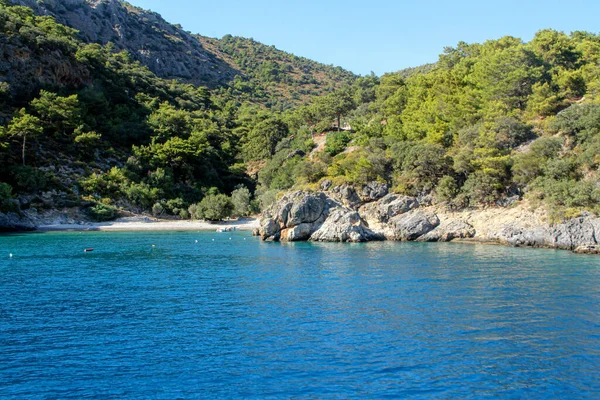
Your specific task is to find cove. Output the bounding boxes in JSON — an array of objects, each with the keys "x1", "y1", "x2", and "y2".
[{"x1": 1, "y1": 231, "x2": 599, "y2": 398}]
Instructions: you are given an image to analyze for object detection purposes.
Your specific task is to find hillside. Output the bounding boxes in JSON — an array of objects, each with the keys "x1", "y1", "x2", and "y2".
[
  {"x1": 2, "y1": 0, "x2": 600, "y2": 231},
  {"x1": 9, "y1": 0, "x2": 356, "y2": 107}
]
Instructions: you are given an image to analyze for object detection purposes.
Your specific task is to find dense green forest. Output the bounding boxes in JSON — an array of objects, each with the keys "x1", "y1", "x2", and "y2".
[{"x1": 1, "y1": 1, "x2": 599, "y2": 222}]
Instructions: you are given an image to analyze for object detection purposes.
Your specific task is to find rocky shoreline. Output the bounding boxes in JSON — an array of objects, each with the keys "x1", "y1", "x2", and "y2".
[{"x1": 256, "y1": 181, "x2": 600, "y2": 255}]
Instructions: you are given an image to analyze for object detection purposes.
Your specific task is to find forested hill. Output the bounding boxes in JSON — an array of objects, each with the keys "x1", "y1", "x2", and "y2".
[
  {"x1": 2, "y1": 0, "x2": 600, "y2": 228},
  {"x1": 8, "y1": 0, "x2": 356, "y2": 108}
]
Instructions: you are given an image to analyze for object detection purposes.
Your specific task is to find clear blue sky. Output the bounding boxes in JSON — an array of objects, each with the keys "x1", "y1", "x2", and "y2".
[{"x1": 129, "y1": 0, "x2": 599, "y2": 76}]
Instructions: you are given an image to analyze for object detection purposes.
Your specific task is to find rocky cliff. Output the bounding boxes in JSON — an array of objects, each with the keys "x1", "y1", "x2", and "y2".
[
  {"x1": 8, "y1": 0, "x2": 356, "y2": 104},
  {"x1": 9, "y1": 0, "x2": 238, "y2": 87},
  {"x1": 257, "y1": 182, "x2": 600, "y2": 254}
]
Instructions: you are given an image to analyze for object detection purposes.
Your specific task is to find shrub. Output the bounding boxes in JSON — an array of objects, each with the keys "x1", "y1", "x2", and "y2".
[
  {"x1": 257, "y1": 189, "x2": 279, "y2": 211},
  {"x1": 461, "y1": 171, "x2": 503, "y2": 206},
  {"x1": 88, "y1": 203, "x2": 118, "y2": 222},
  {"x1": 152, "y1": 202, "x2": 165, "y2": 217},
  {"x1": 325, "y1": 131, "x2": 352, "y2": 156},
  {"x1": 436, "y1": 175, "x2": 459, "y2": 203},
  {"x1": 188, "y1": 203, "x2": 199, "y2": 220},
  {"x1": 0, "y1": 182, "x2": 18, "y2": 213},
  {"x1": 10, "y1": 166, "x2": 48, "y2": 192},
  {"x1": 179, "y1": 209, "x2": 190, "y2": 219},
  {"x1": 191, "y1": 194, "x2": 233, "y2": 221},
  {"x1": 231, "y1": 185, "x2": 251, "y2": 217}
]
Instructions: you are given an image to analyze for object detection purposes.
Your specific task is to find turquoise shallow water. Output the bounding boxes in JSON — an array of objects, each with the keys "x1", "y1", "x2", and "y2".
[{"x1": 0, "y1": 231, "x2": 599, "y2": 399}]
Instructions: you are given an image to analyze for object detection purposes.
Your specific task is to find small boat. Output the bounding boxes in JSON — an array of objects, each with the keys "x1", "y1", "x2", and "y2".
[{"x1": 84, "y1": 248, "x2": 94, "y2": 253}]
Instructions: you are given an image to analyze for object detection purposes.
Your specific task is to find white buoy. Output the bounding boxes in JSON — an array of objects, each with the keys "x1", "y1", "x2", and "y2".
[
  {"x1": 212, "y1": 239, "x2": 215, "y2": 241},
  {"x1": 195, "y1": 240, "x2": 198, "y2": 243},
  {"x1": 229, "y1": 237, "x2": 232, "y2": 240},
  {"x1": 9, "y1": 253, "x2": 13, "y2": 258}
]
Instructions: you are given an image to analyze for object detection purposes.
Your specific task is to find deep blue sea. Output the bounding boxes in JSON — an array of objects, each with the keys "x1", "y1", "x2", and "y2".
[{"x1": 0, "y1": 231, "x2": 599, "y2": 399}]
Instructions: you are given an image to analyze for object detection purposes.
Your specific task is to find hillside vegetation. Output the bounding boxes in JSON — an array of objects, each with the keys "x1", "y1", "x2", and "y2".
[
  {"x1": 9, "y1": 0, "x2": 356, "y2": 108},
  {"x1": 1, "y1": 0, "x2": 600, "y2": 224},
  {"x1": 258, "y1": 31, "x2": 600, "y2": 221}
]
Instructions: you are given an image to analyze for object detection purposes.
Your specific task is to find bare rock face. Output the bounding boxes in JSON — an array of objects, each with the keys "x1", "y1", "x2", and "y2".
[
  {"x1": 329, "y1": 185, "x2": 362, "y2": 209},
  {"x1": 389, "y1": 210, "x2": 440, "y2": 241},
  {"x1": 259, "y1": 191, "x2": 328, "y2": 241},
  {"x1": 10, "y1": 0, "x2": 238, "y2": 87},
  {"x1": 359, "y1": 194, "x2": 419, "y2": 224},
  {"x1": 487, "y1": 216, "x2": 600, "y2": 250},
  {"x1": 548, "y1": 217, "x2": 600, "y2": 250},
  {"x1": 320, "y1": 179, "x2": 333, "y2": 191},
  {"x1": 310, "y1": 209, "x2": 383, "y2": 243},
  {"x1": 357, "y1": 182, "x2": 389, "y2": 203},
  {"x1": 259, "y1": 190, "x2": 382, "y2": 242},
  {"x1": 258, "y1": 182, "x2": 600, "y2": 252},
  {"x1": 574, "y1": 245, "x2": 600, "y2": 255},
  {"x1": 418, "y1": 220, "x2": 475, "y2": 242},
  {"x1": 0, "y1": 212, "x2": 36, "y2": 231}
]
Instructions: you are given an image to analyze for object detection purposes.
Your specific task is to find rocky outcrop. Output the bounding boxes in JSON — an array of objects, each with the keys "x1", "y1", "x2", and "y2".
[
  {"x1": 0, "y1": 212, "x2": 36, "y2": 231},
  {"x1": 418, "y1": 220, "x2": 476, "y2": 242},
  {"x1": 310, "y1": 209, "x2": 382, "y2": 242},
  {"x1": 574, "y1": 245, "x2": 600, "y2": 255},
  {"x1": 389, "y1": 210, "x2": 440, "y2": 241},
  {"x1": 328, "y1": 185, "x2": 363, "y2": 208},
  {"x1": 259, "y1": 183, "x2": 600, "y2": 254},
  {"x1": 359, "y1": 194, "x2": 419, "y2": 224},
  {"x1": 357, "y1": 182, "x2": 389, "y2": 202},
  {"x1": 259, "y1": 190, "x2": 381, "y2": 243}
]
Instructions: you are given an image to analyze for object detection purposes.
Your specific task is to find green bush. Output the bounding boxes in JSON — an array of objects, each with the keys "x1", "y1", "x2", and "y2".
[
  {"x1": 10, "y1": 166, "x2": 48, "y2": 192},
  {"x1": 190, "y1": 193, "x2": 233, "y2": 221},
  {"x1": 0, "y1": 182, "x2": 18, "y2": 213},
  {"x1": 436, "y1": 175, "x2": 459, "y2": 203},
  {"x1": 461, "y1": 171, "x2": 503, "y2": 206},
  {"x1": 187, "y1": 204, "x2": 199, "y2": 220},
  {"x1": 325, "y1": 131, "x2": 352, "y2": 156},
  {"x1": 152, "y1": 202, "x2": 165, "y2": 217},
  {"x1": 88, "y1": 203, "x2": 118, "y2": 222},
  {"x1": 231, "y1": 185, "x2": 251, "y2": 217}
]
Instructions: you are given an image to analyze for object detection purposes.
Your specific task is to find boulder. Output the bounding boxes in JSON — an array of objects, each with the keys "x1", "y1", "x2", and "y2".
[
  {"x1": 286, "y1": 194, "x2": 326, "y2": 227},
  {"x1": 491, "y1": 225, "x2": 550, "y2": 247},
  {"x1": 310, "y1": 208, "x2": 383, "y2": 243},
  {"x1": 547, "y1": 217, "x2": 599, "y2": 250},
  {"x1": 259, "y1": 217, "x2": 280, "y2": 240},
  {"x1": 389, "y1": 210, "x2": 440, "y2": 241},
  {"x1": 574, "y1": 245, "x2": 600, "y2": 255},
  {"x1": 359, "y1": 194, "x2": 419, "y2": 224},
  {"x1": 330, "y1": 185, "x2": 362, "y2": 209},
  {"x1": 281, "y1": 220, "x2": 323, "y2": 242},
  {"x1": 320, "y1": 179, "x2": 333, "y2": 191},
  {"x1": 357, "y1": 182, "x2": 389, "y2": 202},
  {"x1": 259, "y1": 191, "x2": 328, "y2": 241},
  {"x1": 418, "y1": 220, "x2": 476, "y2": 242}
]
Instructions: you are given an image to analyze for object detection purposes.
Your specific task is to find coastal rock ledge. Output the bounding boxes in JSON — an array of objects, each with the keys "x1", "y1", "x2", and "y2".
[{"x1": 257, "y1": 184, "x2": 600, "y2": 253}]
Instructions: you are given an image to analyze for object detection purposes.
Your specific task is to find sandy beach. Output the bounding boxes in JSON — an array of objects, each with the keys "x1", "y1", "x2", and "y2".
[{"x1": 36, "y1": 216, "x2": 260, "y2": 232}]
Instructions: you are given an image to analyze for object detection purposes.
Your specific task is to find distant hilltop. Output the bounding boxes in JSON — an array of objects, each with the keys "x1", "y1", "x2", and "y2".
[{"x1": 9, "y1": 0, "x2": 356, "y2": 106}]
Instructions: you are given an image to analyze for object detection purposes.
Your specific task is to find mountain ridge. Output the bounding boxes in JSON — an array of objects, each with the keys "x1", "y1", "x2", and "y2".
[{"x1": 9, "y1": 0, "x2": 357, "y2": 106}]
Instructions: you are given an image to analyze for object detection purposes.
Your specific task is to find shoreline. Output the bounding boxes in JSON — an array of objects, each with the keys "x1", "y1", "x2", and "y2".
[{"x1": 34, "y1": 217, "x2": 260, "y2": 232}]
